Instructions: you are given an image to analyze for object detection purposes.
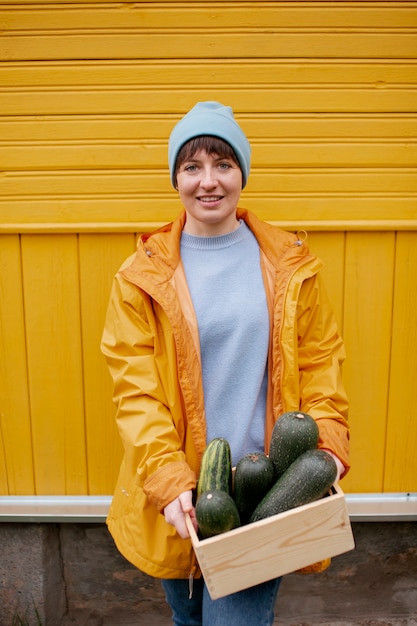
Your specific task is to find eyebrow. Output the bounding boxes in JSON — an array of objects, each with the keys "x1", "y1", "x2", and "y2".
[{"x1": 183, "y1": 154, "x2": 233, "y2": 164}]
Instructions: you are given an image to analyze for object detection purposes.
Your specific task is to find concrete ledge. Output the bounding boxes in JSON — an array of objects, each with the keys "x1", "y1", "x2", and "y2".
[
  {"x1": 346, "y1": 492, "x2": 417, "y2": 521},
  {"x1": 0, "y1": 521, "x2": 416, "y2": 625},
  {"x1": 1, "y1": 492, "x2": 416, "y2": 522},
  {"x1": 0, "y1": 495, "x2": 110, "y2": 523}
]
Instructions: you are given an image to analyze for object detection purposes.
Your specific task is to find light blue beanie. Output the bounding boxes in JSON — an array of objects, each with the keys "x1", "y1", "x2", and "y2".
[{"x1": 168, "y1": 101, "x2": 251, "y2": 188}]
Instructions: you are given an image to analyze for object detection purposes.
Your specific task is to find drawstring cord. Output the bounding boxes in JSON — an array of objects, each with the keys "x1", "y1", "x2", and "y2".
[
  {"x1": 188, "y1": 570, "x2": 194, "y2": 599},
  {"x1": 294, "y1": 230, "x2": 308, "y2": 246}
]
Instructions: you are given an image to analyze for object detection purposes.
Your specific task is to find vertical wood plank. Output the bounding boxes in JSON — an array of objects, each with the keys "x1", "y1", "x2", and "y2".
[
  {"x1": 307, "y1": 231, "x2": 345, "y2": 332},
  {"x1": 21, "y1": 234, "x2": 87, "y2": 494},
  {"x1": 0, "y1": 427, "x2": 7, "y2": 494},
  {"x1": 0, "y1": 235, "x2": 34, "y2": 494},
  {"x1": 79, "y1": 233, "x2": 136, "y2": 494},
  {"x1": 384, "y1": 232, "x2": 417, "y2": 491},
  {"x1": 342, "y1": 232, "x2": 395, "y2": 493}
]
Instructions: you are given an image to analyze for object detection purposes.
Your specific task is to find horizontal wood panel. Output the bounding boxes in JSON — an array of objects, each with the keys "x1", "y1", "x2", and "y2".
[
  {"x1": 0, "y1": 83, "x2": 417, "y2": 115},
  {"x1": 2, "y1": 89, "x2": 416, "y2": 116},
  {"x1": 1, "y1": 198, "x2": 416, "y2": 231},
  {"x1": 1, "y1": 141, "x2": 416, "y2": 170},
  {"x1": 1, "y1": 61, "x2": 416, "y2": 87},
  {"x1": 2, "y1": 169, "x2": 416, "y2": 195},
  {"x1": 4, "y1": 0, "x2": 417, "y2": 5},
  {"x1": 1, "y1": 114, "x2": 416, "y2": 141},
  {"x1": 0, "y1": 168, "x2": 409, "y2": 194},
  {"x1": 2, "y1": 32, "x2": 417, "y2": 61},
  {"x1": 3, "y1": 3, "x2": 417, "y2": 30}
]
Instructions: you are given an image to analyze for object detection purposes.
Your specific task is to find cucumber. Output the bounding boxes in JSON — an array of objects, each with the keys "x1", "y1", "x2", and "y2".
[
  {"x1": 233, "y1": 452, "x2": 276, "y2": 524},
  {"x1": 195, "y1": 490, "x2": 240, "y2": 539},
  {"x1": 269, "y1": 411, "x2": 319, "y2": 477},
  {"x1": 197, "y1": 437, "x2": 232, "y2": 497},
  {"x1": 249, "y1": 449, "x2": 337, "y2": 523}
]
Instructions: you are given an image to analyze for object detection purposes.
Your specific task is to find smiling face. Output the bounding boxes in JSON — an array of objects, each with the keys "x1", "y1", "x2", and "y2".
[{"x1": 175, "y1": 137, "x2": 243, "y2": 236}]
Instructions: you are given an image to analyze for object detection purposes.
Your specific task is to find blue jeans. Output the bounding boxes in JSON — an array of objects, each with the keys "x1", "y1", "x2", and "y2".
[{"x1": 161, "y1": 576, "x2": 281, "y2": 626}]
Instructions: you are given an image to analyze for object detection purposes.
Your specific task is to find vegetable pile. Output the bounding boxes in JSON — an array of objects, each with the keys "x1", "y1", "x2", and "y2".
[{"x1": 195, "y1": 411, "x2": 337, "y2": 539}]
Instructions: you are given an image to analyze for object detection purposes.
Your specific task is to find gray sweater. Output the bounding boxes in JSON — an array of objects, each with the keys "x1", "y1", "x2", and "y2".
[{"x1": 180, "y1": 221, "x2": 270, "y2": 466}]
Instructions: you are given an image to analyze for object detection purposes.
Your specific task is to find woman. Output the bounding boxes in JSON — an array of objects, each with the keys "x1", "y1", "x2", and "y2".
[{"x1": 101, "y1": 101, "x2": 349, "y2": 625}]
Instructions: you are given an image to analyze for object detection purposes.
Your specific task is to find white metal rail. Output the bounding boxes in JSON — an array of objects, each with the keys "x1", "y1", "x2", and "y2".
[{"x1": 0, "y1": 493, "x2": 416, "y2": 523}]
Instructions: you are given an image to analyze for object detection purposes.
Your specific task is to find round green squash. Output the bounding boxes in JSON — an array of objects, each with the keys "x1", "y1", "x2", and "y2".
[{"x1": 195, "y1": 490, "x2": 240, "y2": 539}]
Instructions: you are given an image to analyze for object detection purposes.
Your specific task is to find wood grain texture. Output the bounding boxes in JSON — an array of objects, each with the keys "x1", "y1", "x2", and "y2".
[
  {"x1": 186, "y1": 486, "x2": 354, "y2": 599},
  {"x1": 0, "y1": 235, "x2": 34, "y2": 494},
  {"x1": 21, "y1": 235, "x2": 87, "y2": 494},
  {"x1": 342, "y1": 232, "x2": 396, "y2": 493},
  {"x1": 384, "y1": 232, "x2": 417, "y2": 491},
  {"x1": 1, "y1": 1, "x2": 416, "y2": 495},
  {"x1": 79, "y1": 233, "x2": 135, "y2": 494}
]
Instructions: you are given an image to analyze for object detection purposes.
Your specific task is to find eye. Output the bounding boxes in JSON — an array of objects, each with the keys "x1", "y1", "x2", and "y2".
[
  {"x1": 218, "y1": 161, "x2": 232, "y2": 170},
  {"x1": 183, "y1": 163, "x2": 198, "y2": 173}
]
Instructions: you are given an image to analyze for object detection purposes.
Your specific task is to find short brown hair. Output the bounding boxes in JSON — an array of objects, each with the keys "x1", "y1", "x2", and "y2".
[{"x1": 174, "y1": 136, "x2": 240, "y2": 184}]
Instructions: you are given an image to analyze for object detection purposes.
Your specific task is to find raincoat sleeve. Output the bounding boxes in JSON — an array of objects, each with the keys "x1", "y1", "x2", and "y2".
[
  {"x1": 101, "y1": 273, "x2": 196, "y2": 512},
  {"x1": 296, "y1": 273, "x2": 350, "y2": 477}
]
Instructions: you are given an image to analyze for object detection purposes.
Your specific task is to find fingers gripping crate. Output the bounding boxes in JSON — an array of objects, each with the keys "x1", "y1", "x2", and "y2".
[{"x1": 186, "y1": 485, "x2": 354, "y2": 600}]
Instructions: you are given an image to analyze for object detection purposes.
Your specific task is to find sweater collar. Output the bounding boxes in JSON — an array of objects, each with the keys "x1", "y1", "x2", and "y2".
[{"x1": 123, "y1": 208, "x2": 317, "y2": 285}]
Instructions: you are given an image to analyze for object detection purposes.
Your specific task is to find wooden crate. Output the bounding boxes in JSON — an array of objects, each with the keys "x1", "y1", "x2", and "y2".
[{"x1": 186, "y1": 485, "x2": 355, "y2": 600}]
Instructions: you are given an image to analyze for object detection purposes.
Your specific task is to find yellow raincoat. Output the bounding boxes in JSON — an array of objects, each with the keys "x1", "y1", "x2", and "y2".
[{"x1": 101, "y1": 208, "x2": 349, "y2": 580}]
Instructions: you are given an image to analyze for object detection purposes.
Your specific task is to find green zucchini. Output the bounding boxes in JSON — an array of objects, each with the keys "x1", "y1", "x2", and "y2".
[
  {"x1": 233, "y1": 452, "x2": 276, "y2": 524},
  {"x1": 249, "y1": 449, "x2": 337, "y2": 523},
  {"x1": 269, "y1": 411, "x2": 319, "y2": 477},
  {"x1": 197, "y1": 437, "x2": 232, "y2": 497},
  {"x1": 195, "y1": 490, "x2": 240, "y2": 539}
]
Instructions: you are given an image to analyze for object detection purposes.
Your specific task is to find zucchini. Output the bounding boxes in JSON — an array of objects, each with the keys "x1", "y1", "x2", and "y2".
[
  {"x1": 249, "y1": 449, "x2": 337, "y2": 523},
  {"x1": 269, "y1": 411, "x2": 319, "y2": 477},
  {"x1": 197, "y1": 437, "x2": 232, "y2": 497},
  {"x1": 233, "y1": 452, "x2": 276, "y2": 524},
  {"x1": 195, "y1": 490, "x2": 240, "y2": 539}
]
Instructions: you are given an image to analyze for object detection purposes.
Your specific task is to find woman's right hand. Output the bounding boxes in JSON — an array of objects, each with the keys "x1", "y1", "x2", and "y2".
[{"x1": 163, "y1": 490, "x2": 197, "y2": 538}]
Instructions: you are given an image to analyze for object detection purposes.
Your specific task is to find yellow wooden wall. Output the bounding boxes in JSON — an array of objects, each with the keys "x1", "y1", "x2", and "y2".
[{"x1": 1, "y1": 1, "x2": 416, "y2": 497}]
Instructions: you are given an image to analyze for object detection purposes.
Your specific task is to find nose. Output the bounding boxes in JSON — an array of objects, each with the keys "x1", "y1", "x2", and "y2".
[{"x1": 200, "y1": 166, "x2": 217, "y2": 188}]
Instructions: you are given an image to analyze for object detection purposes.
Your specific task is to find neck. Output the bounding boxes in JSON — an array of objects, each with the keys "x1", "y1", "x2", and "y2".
[{"x1": 183, "y1": 216, "x2": 240, "y2": 237}]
